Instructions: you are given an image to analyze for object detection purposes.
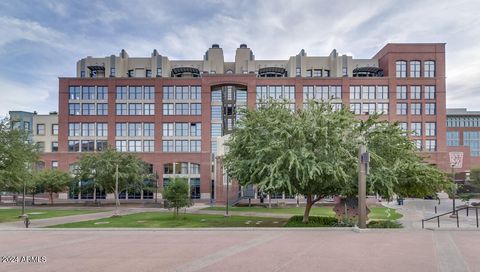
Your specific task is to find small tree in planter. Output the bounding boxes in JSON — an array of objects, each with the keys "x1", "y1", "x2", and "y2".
[{"x1": 163, "y1": 178, "x2": 192, "y2": 216}]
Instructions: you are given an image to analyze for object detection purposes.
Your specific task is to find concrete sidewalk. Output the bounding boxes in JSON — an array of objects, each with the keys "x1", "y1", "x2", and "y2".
[{"x1": 0, "y1": 229, "x2": 478, "y2": 272}]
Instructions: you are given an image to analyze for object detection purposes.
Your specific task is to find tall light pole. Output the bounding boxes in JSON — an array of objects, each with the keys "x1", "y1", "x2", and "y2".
[
  {"x1": 225, "y1": 174, "x2": 229, "y2": 217},
  {"x1": 451, "y1": 163, "x2": 457, "y2": 217},
  {"x1": 115, "y1": 164, "x2": 120, "y2": 216},
  {"x1": 154, "y1": 170, "x2": 159, "y2": 204},
  {"x1": 21, "y1": 178, "x2": 27, "y2": 216},
  {"x1": 358, "y1": 144, "x2": 369, "y2": 229}
]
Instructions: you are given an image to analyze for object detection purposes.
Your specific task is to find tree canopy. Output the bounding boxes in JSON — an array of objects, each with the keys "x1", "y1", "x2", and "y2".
[
  {"x1": 34, "y1": 169, "x2": 70, "y2": 204},
  {"x1": 0, "y1": 118, "x2": 38, "y2": 192},
  {"x1": 223, "y1": 100, "x2": 451, "y2": 222},
  {"x1": 163, "y1": 177, "x2": 192, "y2": 216}
]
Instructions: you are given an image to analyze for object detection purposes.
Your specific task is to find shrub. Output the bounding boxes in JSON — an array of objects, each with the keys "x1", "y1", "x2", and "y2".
[
  {"x1": 367, "y1": 220, "x2": 403, "y2": 228},
  {"x1": 285, "y1": 216, "x2": 338, "y2": 227},
  {"x1": 335, "y1": 217, "x2": 356, "y2": 227}
]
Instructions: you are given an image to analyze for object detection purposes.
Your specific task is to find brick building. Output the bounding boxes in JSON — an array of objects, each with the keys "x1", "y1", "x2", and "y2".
[{"x1": 41, "y1": 43, "x2": 474, "y2": 202}]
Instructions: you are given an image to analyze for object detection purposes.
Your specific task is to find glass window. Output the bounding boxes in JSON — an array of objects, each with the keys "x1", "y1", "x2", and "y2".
[
  {"x1": 175, "y1": 140, "x2": 189, "y2": 152},
  {"x1": 69, "y1": 86, "x2": 81, "y2": 100},
  {"x1": 425, "y1": 103, "x2": 436, "y2": 115},
  {"x1": 303, "y1": 86, "x2": 315, "y2": 101},
  {"x1": 424, "y1": 61, "x2": 435, "y2": 78},
  {"x1": 36, "y1": 141, "x2": 45, "y2": 152},
  {"x1": 377, "y1": 103, "x2": 389, "y2": 114},
  {"x1": 36, "y1": 124, "x2": 45, "y2": 135},
  {"x1": 316, "y1": 86, "x2": 329, "y2": 101},
  {"x1": 410, "y1": 61, "x2": 421, "y2": 77},
  {"x1": 396, "y1": 86, "x2": 407, "y2": 99},
  {"x1": 190, "y1": 86, "x2": 201, "y2": 100},
  {"x1": 162, "y1": 140, "x2": 174, "y2": 152},
  {"x1": 97, "y1": 103, "x2": 108, "y2": 115},
  {"x1": 116, "y1": 123, "x2": 127, "y2": 137},
  {"x1": 411, "y1": 122, "x2": 422, "y2": 136},
  {"x1": 414, "y1": 140, "x2": 422, "y2": 151},
  {"x1": 376, "y1": 86, "x2": 388, "y2": 99},
  {"x1": 190, "y1": 163, "x2": 200, "y2": 175},
  {"x1": 96, "y1": 123, "x2": 108, "y2": 137},
  {"x1": 396, "y1": 103, "x2": 407, "y2": 115},
  {"x1": 190, "y1": 123, "x2": 201, "y2": 136},
  {"x1": 143, "y1": 140, "x2": 154, "y2": 152},
  {"x1": 81, "y1": 140, "x2": 95, "y2": 152},
  {"x1": 410, "y1": 86, "x2": 421, "y2": 99},
  {"x1": 425, "y1": 86, "x2": 435, "y2": 99},
  {"x1": 211, "y1": 123, "x2": 222, "y2": 138},
  {"x1": 144, "y1": 103, "x2": 155, "y2": 115},
  {"x1": 69, "y1": 103, "x2": 81, "y2": 115},
  {"x1": 116, "y1": 103, "x2": 127, "y2": 115},
  {"x1": 175, "y1": 123, "x2": 189, "y2": 136},
  {"x1": 116, "y1": 140, "x2": 127, "y2": 152},
  {"x1": 96, "y1": 140, "x2": 108, "y2": 151},
  {"x1": 128, "y1": 86, "x2": 142, "y2": 100},
  {"x1": 283, "y1": 86, "x2": 295, "y2": 100},
  {"x1": 143, "y1": 123, "x2": 154, "y2": 137},
  {"x1": 128, "y1": 140, "x2": 142, "y2": 152},
  {"x1": 52, "y1": 124, "x2": 59, "y2": 135},
  {"x1": 81, "y1": 123, "x2": 95, "y2": 137},
  {"x1": 68, "y1": 140, "x2": 80, "y2": 152},
  {"x1": 190, "y1": 103, "x2": 201, "y2": 115},
  {"x1": 411, "y1": 103, "x2": 422, "y2": 115},
  {"x1": 211, "y1": 105, "x2": 222, "y2": 119},
  {"x1": 144, "y1": 86, "x2": 155, "y2": 100},
  {"x1": 425, "y1": 122, "x2": 436, "y2": 136},
  {"x1": 82, "y1": 86, "x2": 95, "y2": 100},
  {"x1": 163, "y1": 103, "x2": 174, "y2": 115},
  {"x1": 398, "y1": 122, "x2": 408, "y2": 132},
  {"x1": 362, "y1": 86, "x2": 375, "y2": 99},
  {"x1": 349, "y1": 86, "x2": 361, "y2": 100},
  {"x1": 396, "y1": 61, "x2": 407, "y2": 78},
  {"x1": 175, "y1": 86, "x2": 189, "y2": 100},
  {"x1": 350, "y1": 103, "x2": 361, "y2": 115},
  {"x1": 164, "y1": 163, "x2": 173, "y2": 174},
  {"x1": 97, "y1": 86, "x2": 108, "y2": 100},
  {"x1": 51, "y1": 142, "x2": 58, "y2": 152},
  {"x1": 190, "y1": 140, "x2": 201, "y2": 152},
  {"x1": 425, "y1": 140, "x2": 436, "y2": 151},
  {"x1": 362, "y1": 103, "x2": 376, "y2": 115},
  {"x1": 175, "y1": 103, "x2": 189, "y2": 115},
  {"x1": 163, "y1": 86, "x2": 174, "y2": 100},
  {"x1": 163, "y1": 123, "x2": 174, "y2": 137},
  {"x1": 82, "y1": 103, "x2": 95, "y2": 115},
  {"x1": 211, "y1": 89, "x2": 222, "y2": 102},
  {"x1": 68, "y1": 123, "x2": 80, "y2": 136},
  {"x1": 51, "y1": 161, "x2": 58, "y2": 169},
  {"x1": 128, "y1": 103, "x2": 143, "y2": 115},
  {"x1": 128, "y1": 123, "x2": 142, "y2": 137},
  {"x1": 447, "y1": 131, "x2": 460, "y2": 146},
  {"x1": 116, "y1": 86, "x2": 127, "y2": 100}
]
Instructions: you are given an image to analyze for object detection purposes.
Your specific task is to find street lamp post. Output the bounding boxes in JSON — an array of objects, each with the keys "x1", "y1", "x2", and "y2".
[
  {"x1": 154, "y1": 171, "x2": 159, "y2": 204},
  {"x1": 358, "y1": 144, "x2": 369, "y2": 229},
  {"x1": 21, "y1": 178, "x2": 26, "y2": 216},
  {"x1": 225, "y1": 174, "x2": 229, "y2": 217},
  {"x1": 451, "y1": 163, "x2": 457, "y2": 217}
]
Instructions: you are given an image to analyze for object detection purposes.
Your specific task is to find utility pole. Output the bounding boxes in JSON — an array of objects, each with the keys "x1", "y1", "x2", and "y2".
[
  {"x1": 21, "y1": 179, "x2": 26, "y2": 216},
  {"x1": 450, "y1": 163, "x2": 457, "y2": 217},
  {"x1": 155, "y1": 170, "x2": 158, "y2": 204},
  {"x1": 115, "y1": 164, "x2": 119, "y2": 216},
  {"x1": 358, "y1": 144, "x2": 368, "y2": 229}
]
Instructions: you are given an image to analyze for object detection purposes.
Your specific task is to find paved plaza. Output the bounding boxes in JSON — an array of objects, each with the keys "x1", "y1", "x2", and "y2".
[{"x1": 0, "y1": 228, "x2": 479, "y2": 272}]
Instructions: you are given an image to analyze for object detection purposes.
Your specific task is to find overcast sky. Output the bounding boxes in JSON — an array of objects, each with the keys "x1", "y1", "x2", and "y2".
[{"x1": 0, "y1": 0, "x2": 479, "y2": 116}]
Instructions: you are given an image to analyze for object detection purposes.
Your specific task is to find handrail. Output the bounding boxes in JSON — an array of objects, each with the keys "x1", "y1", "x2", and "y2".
[{"x1": 422, "y1": 206, "x2": 479, "y2": 229}]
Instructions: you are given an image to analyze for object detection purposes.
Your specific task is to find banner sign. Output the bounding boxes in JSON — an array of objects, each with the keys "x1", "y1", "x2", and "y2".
[{"x1": 449, "y1": 152, "x2": 464, "y2": 169}]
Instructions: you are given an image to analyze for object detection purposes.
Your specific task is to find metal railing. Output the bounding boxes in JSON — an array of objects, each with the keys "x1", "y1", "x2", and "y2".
[{"x1": 422, "y1": 206, "x2": 479, "y2": 229}]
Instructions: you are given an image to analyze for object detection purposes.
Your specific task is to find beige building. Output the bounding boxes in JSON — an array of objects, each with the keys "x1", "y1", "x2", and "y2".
[{"x1": 77, "y1": 44, "x2": 379, "y2": 79}]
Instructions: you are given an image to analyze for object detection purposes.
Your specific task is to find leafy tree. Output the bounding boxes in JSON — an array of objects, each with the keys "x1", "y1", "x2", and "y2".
[
  {"x1": 224, "y1": 100, "x2": 451, "y2": 223},
  {"x1": 163, "y1": 177, "x2": 192, "y2": 216},
  {"x1": 470, "y1": 167, "x2": 480, "y2": 189},
  {"x1": 0, "y1": 118, "x2": 38, "y2": 193},
  {"x1": 75, "y1": 148, "x2": 151, "y2": 213},
  {"x1": 34, "y1": 169, "x2": 70, "y2": 204}
]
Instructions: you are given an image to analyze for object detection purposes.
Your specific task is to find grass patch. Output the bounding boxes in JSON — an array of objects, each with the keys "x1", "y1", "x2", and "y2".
[
  {"x1": 368, "y1": 207, "x2": 402, "y2": 221},
  {"x1": 203, "y1": 206, "x2": 335, "y2": 216},
  {"x1": 0, "y1": 208, "x2": 102, "y2": 223},
  {"x1": 284, "y1": 216, "x2": 338, "y2": 227},
  {"x1": 367, "y1": 220, "x2": 403, "y2": 228},
  {"x1": 47, "y1": 212, "x2": 289, "y2": 228}
]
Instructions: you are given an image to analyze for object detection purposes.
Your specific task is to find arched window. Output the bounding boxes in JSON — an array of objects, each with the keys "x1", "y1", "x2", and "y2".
[
  {"x1": 257, "y1": 67, "x2": 287, "y2": 77},
  {"x1": 410, "y1": 60, "x2": 421, "y2": 77},
  {"x1": 396, "y1": 61, "x2": 407, "y2": 78},
  {"x1": 424, "y1": 60, "x2": 435, "y2": 78}
]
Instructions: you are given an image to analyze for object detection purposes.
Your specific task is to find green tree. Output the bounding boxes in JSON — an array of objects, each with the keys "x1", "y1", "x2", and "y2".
[
  {"x1": 163, "y1": 178, "x2": 192, "y2": 216},
  {"x1": 0, "y1": 118, "x2": 38, "y2": 193},
  {"x1": 75, "y1": 148, "x2": 150, "y2": 214},
  {"x1": 470, "y1": 167, "x2": 480, "y2": 189},
  {"x1": 34, "y1": 169, "x2": 70, "y2": 205},
  {"x1": 224, "y1": 101, "x2": 451, "y2": 223}
]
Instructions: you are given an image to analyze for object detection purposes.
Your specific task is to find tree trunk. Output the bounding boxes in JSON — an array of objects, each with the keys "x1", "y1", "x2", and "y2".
[
  {"x1": 49, "y1": 192, "x2": 53, "y2": 205},
  {"x1": 303, "y1": 194, "x2": 313, "y2": 223},
  {"x1": 268, "y1": 194, "x2": 271, "y2": 208}
]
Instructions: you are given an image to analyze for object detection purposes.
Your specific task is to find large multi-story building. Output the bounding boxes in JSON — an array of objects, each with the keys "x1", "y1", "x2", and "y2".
[{"x1": 51, "y1": 43, "x2": 459, "y2": 202}]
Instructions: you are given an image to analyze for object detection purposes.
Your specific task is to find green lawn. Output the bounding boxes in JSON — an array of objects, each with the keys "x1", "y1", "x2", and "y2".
[
  {"x1": 202, "y1": 206, "x2": 335, "y2": 216},
  {"x1": 48, "y1": 212, "x2": 289, "y2": 228},
  {"x1": 368, "y1": 207, "x2": 403, "y2": 221},
  {"x1": 0, "y1": 208, "x2": 104, "y2": 223}
]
